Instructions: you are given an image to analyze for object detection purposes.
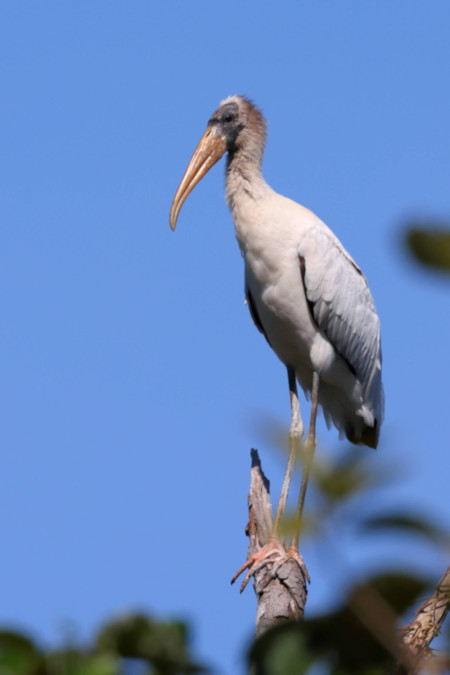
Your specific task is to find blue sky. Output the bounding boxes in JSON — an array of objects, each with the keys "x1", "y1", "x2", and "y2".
[{"x1": 1, "y1": 2, "x2": 449, "y2": 673}]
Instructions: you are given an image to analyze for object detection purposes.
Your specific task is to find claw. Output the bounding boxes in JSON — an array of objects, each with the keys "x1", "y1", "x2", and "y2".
[
  {"x1": 231, "y1": 541, "x2": 311, "y2": 593},
  {"x1": 231, "y1": 539, "x2": 286, "y2": 593}
]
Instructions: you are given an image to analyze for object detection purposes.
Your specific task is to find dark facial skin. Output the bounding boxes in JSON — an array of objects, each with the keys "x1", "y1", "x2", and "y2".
[{"x1": 207, "y1": 102, "x2": 244, "y2": 150}]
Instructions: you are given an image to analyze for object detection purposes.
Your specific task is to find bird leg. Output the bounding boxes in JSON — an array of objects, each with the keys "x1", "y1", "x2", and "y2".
[
  {"x1": 231, "y1": 367, "x2": 308, "y2": 592},
  {"x1": 265, "y1": 370, "x2": 320, "y2": 584},
  {"x1": 273, "y1": 367, "x2": 304, "y2": 533},
  {"x1": 289, "y1": 370, "x2": 319, "y2": 553}
]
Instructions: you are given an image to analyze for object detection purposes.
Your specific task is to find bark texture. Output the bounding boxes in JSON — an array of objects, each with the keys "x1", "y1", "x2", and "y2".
[
  {"x1": 401, "y1": 565, "x2": 450, "y2": 672},
  {"x1": 244, "y1": 449, "x2": 308, "y2": 636}
]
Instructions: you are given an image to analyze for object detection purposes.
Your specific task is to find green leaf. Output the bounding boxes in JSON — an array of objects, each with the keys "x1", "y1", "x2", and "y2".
[
  {"x1": 95, "y1": 614, "x2": 209, "y2": 673},
  {"x1": 358, "y1": 572, "x2": 429, "y2": 614},
  {"x1": 46, "y1": 650, "x2": 120, "y2": 675},
  {"x1": 247, "y1": 572, "x2": 431, "y2": 673},
  {"x1": 0, "y1": 630, "x2": 46, "y2": 675},
  {"x1": 248, "y1": 623, "x2": 313, "y2": 675},
  {"x1": 358, "y1": 512, "x2": 450, "y2": 546},
  {"x1": 279, "y1": 513, "x2": 317, "y2": 540},
  {"x1": 71, "y1": 654, "x2": 119, "y2": 675},
  {"x1": 313, "y1": 448, "x2": 384, "y2": 503},
  {"x1": 405, "y1": 226, "x2": 450, "y2": 271}
]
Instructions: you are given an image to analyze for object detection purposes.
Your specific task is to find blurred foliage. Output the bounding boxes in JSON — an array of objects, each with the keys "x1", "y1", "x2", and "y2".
[
  {"x1": 247, "y1": 447, "x2": 450, "y2": 674},
  {"x1": 313, "y1": 447, "x2": 390, "y2": 503},
  {"x1": 359, "y1": 512, "x2": 450, "y2": 546},
  {"x1": 249, "y1": 574, "x2": 431, "y2": 674},
  {"x1": 2, "y1": 449, "x2": 448, "y2": 674},
  {"x1": 95, "y1": 614, "x2": 207, "y2": 674},
  {"x1": 404, "y1": 224, "x2": 450, "y2": 272},
  {"x1": 0, "y1": 615, "x2": 208, "y2": 675},
  {"x1": 281, "y1": 446, "x2": 450, "y2": 549}
]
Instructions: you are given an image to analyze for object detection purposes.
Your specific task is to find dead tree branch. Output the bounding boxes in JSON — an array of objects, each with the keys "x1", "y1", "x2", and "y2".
[
  {"x1": 241, "y1": 449, "x2": 307, "y2": 636},
  {"x1": 400, "y1": 565, "x2": 450, "y2": 672}
]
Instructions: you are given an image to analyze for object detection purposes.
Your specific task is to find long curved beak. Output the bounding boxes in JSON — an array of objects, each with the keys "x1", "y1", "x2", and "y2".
[{"x1": 169, "y1": 126, "x2": 227, "y2": 231}]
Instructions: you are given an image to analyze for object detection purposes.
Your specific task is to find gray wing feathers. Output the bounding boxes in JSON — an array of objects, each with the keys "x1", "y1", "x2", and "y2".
[{"x1": 299, "y1": 228, "x2": 383, "y2": 421}]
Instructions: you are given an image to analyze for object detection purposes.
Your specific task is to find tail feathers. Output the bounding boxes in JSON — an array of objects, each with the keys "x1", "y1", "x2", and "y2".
[
  {"x1": 314, "y1": 379, "x2": 382, "y2": 450},
  {"x1": 346, "y1": 419, "x2": 379, "y2": 449}
]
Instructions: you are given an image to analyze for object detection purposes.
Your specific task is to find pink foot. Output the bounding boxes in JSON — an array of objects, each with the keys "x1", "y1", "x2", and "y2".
[{"x1": 231, "y1": 538, "x2": 287, "y2": 593}]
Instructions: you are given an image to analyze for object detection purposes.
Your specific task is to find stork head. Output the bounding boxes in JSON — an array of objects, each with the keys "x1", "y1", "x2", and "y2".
[{"x1": 169, "y1": 95, "x2": 266, "y2": 230}]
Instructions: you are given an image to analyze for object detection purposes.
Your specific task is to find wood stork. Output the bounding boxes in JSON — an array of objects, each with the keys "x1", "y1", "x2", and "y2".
[{"x1": 169, "y1": 96, "x2": 384, "y2": 590}]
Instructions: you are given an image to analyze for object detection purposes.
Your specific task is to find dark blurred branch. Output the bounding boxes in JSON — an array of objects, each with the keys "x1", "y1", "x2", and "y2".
[
  {"x1": 241, "y1": 450, "x2": 307, "y2": 635},
  {"x1": 401, "y1": 565, "x2": 450, "y2": 671}
]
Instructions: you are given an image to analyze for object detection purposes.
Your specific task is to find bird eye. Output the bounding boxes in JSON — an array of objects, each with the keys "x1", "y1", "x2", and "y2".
[{"x1": 223, "y1": 113, "x2": 235, "y2": 123}]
